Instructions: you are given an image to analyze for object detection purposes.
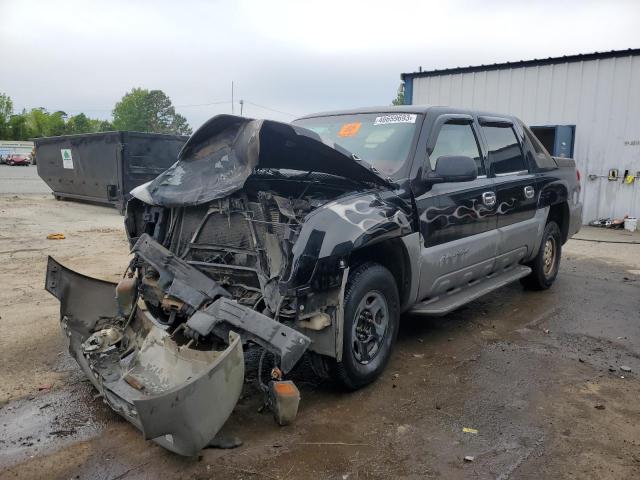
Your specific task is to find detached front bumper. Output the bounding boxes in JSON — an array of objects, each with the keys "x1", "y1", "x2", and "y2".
[{"x1": 45, "y1": 254, "x2": 307, "y2": 456}]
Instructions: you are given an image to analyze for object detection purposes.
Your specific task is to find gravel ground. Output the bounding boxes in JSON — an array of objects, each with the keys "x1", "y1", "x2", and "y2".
[
  {"x1": 0, "y1": 165, "x2": 52, "y2": 195},
  {"x1": 0, "y1": 194, "x2": 639, "y2": 480}
]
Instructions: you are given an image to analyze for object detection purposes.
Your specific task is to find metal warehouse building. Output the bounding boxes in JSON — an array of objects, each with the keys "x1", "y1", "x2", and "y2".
[{"x1": 401, "y1": 48, "x2": 640, "y2": 224}]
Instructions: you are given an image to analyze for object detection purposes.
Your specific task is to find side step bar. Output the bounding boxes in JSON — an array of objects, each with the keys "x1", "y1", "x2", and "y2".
[{"x1": 410, "y1": 265, "x2": 532, "y2": 316}]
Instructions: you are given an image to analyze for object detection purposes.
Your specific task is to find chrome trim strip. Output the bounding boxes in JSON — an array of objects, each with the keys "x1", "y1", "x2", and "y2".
[{"x1": 495, "y1": 170, "x2": 529, "y2": 177}]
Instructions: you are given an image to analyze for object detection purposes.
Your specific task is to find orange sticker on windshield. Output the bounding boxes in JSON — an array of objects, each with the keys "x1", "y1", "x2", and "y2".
[{"x1": 338, "y1": 122, "x2": 361, "y2": 137}]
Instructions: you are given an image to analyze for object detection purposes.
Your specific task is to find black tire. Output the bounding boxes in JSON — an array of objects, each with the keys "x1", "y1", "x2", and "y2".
[
  {"x1": 521, "y1": 221, "x2": 562, "y2": 290},
  {"x1": 330, "y1": 262, "x2": 400, "y2": 390}
]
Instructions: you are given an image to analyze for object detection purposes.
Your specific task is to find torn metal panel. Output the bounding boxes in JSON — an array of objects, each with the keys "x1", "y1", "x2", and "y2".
[
  {"x1": 45, "y1": 256, "x2": 120, "y2": 391},
  {"x1": 131, "y1": 329, "x2": 244, "y2": 456},
  {"x1": 133, "y1": 234, "x2": 311, "y2": 371},
  {"x1": 132, "y1": 233, "x2": 231, "y2": 312},
  {"x1": 131, "y1": 115, "x2": 392, "y2": 208},
  {"x1": 186, "y1": 297, "x2": 310, "y2": 373}
]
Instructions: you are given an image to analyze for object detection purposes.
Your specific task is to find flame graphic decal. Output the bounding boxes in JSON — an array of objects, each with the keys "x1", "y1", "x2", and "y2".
[
  {"x1": 329, "y1": 198, "x2": 411, "y2": 234},
  {"x1": 422, "y1": 198, "x2": 517, "y2": 228}
]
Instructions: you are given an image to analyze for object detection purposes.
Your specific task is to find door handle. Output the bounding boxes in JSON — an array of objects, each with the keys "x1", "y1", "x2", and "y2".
[
  {"x1": 482, "y1": 191, "x2": 496, "y2": 207},
  {"x1": 524, "y1": 186, "x2": 535, "y2": 199}
]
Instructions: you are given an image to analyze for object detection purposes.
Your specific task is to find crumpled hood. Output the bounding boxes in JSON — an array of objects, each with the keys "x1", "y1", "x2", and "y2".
[{"x1": 131, "y1": 114, "x2": 392, "y2": 207}]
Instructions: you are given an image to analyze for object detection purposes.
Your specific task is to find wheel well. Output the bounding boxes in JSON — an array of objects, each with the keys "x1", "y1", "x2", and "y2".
[
  {"x1": 548, "y1": 202, "x2": 570, "y2": 243},
  {"x1": 349, "y1": 238, "x2": 411, "y2": 309}
]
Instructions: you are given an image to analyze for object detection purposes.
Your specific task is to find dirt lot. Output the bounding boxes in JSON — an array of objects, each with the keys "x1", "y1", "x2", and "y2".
[
  {"x1": 1, "y1": 194, "x2": 639, "y2": 480},
  {"x1": 0, "y1": 165, "x2": 52, "y2": 195}
]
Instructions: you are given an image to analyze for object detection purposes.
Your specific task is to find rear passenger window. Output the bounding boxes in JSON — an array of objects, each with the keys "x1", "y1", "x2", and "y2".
[
  {"x1": 523, "y1": 125, "x2": 557, "y2": 169},
  {"x1": 430, "y1": 123, "x2": 484, "y2": 175},
  {"x1": 482, "y1": 125, "x2": 527, "y2": 175}
]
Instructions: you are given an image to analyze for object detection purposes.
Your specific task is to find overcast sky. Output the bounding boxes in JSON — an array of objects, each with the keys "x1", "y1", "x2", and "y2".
[{"x1": 1, "y1": 0, "x2": 639, "y2": 129}]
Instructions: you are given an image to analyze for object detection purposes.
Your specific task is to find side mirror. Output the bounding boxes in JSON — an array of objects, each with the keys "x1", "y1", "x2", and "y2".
[{"x1": 425, "y1": 155, "x2": 478, "y2": 184}]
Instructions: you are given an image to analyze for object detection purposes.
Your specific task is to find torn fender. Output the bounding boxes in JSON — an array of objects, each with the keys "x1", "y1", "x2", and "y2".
[{"x1": 45, "y1": 257, "x2": 244, "y2": 456}]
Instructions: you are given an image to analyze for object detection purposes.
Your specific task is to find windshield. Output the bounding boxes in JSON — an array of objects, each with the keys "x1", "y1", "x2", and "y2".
[{"x1": 294, "y1": 113, "x2": 420, "y2": 176}]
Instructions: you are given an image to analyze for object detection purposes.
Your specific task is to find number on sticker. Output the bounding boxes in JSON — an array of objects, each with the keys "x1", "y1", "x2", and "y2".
[{"x1": 374, "y1": 114, "x2": 417, "y2": 125}]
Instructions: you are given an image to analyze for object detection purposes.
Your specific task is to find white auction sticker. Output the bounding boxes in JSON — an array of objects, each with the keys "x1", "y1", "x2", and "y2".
[
  {"x1": 374, "y1": 114, "x2": 417, "y2": 125},
  {"x1": 61, "y1": 149, "x2": 74, "y2": 169}
]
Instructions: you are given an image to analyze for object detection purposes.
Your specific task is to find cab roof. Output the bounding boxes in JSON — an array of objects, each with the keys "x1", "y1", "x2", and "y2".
[{"x1": 295, "y1": 105, "x2": 519, "y2": 122}]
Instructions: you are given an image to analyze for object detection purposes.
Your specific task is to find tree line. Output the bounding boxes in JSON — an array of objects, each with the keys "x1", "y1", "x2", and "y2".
[{"x1": 0, "y1": 88, "x2": 192, "y2": 140}]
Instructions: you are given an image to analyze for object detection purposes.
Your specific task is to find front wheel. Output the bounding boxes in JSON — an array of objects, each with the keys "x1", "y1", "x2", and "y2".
[
  {"x1": 330, "y1": 262, "x2": 399, "y2": 390},
  {"x1": 521, "y1": 221, "x2": 562, "y2": 290}
]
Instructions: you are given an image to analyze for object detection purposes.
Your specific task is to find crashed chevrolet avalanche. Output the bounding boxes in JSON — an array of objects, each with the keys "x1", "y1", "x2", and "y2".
[{"x1": 46, "y1": 107, "x2": 582, "y2": 455}]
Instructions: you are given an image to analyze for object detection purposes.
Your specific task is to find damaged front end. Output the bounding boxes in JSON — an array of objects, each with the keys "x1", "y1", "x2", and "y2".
[
  {"x1": 46, "y1": 114, "x2": 411, "y2": 456},
  {"x1": 45, "y1": 236, "x2": 310, "y2": 456}
]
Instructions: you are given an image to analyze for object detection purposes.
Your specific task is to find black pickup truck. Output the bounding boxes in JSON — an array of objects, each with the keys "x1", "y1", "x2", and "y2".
[{"x1": 46, "y1": 106, "x2": 582, "y2": 455}]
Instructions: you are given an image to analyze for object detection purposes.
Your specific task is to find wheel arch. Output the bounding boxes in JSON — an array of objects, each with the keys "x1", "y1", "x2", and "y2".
[
  {"x1": 349, "y1": 237, "x2": 413, "y2": 312},
  {"x1": 538, "y1": 179, "x2": 571, "y2": 244},
  {"x1": 548, "y1": 201, "x2": 570, "y2": 244}
]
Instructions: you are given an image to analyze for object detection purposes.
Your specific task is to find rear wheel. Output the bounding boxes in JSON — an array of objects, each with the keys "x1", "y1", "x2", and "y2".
[
  {"x1": 330, "y1": 262, "x2": 399, "y2": 390},
  {"x1": 521, "y1": 221, "x2": 562, "y2": 290}
]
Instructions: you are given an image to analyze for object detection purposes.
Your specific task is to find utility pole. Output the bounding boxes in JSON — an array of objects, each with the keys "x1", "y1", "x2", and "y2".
[
  {"x1": 231, "y1": 81, "x2": 234, "y2": 114},
  {"x1": 239, "y1": 99, "x2": 244, "y2": 116}
]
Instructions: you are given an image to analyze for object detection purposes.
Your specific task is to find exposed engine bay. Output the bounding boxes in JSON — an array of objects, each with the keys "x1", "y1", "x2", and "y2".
[{"x1": 126, "y1": 173, "x2": 352, "y2": 332}]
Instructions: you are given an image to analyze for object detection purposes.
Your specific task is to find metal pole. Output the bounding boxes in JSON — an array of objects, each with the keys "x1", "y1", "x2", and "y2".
[{"x1": 240, "y1": 99, "x2": 244, "y2": 116}]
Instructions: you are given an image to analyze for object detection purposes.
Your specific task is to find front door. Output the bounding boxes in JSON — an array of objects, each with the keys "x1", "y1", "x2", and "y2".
[{"x1": 415, "y1": 115, "x2": 499, "y2": 300}]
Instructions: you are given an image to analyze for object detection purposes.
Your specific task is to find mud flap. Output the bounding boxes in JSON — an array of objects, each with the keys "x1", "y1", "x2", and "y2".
[{"x1": 45, "y1": 257, "x2": 245, "y2": 456}]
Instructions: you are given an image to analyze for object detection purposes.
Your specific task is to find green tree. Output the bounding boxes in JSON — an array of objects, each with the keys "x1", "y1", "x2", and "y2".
[
  {"x1": 22, "y1": 108, "x2": 69, "y2": 137},
  {"x1": 169, "y1": 113, "x2": 190, "y2": 136},
  {"x1": 8, "y1": 114, "x2": 30, "y2": 140},
  {"x1": 0, "y1": 92, "x2": 123, "y2": 139},
  {"x1": 88, "y1": 118, "x2": 114, "y2": 132},
  {"x1": 392, "y1": 89, "x2": 405, "y2": 106},
  {"x1": 112, "y1": 88, "x2": 192, "y2": 135},
  {"x1": 0, "y1": 93, "x2": 14, "y2": 139},
  {"x1": 66, "y1": 113, "x2": 92, "y2": 134},
  {"x1": 48, "y1": 111, "x2": 67, "y2": 136},
  {"x1": 66, "y1": 114, "x2": 112, "y2": 134},
  {"x1": 26, "y1": 108, "x2": 50, "y2": 137}
]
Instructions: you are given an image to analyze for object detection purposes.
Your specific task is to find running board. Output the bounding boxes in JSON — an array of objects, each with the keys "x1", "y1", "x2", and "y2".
[{"x1": 410, "y1": 265, "x2": 532, "y2": 316}]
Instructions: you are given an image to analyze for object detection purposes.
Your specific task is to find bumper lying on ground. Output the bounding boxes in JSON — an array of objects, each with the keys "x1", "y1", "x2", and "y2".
[{"x1": 45, "y1": 255, "x2": 305, "y2": 456}]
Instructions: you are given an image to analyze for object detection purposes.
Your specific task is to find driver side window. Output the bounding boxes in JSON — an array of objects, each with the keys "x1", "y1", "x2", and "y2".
[{"x1": 430, "y1": 123, "x2": 484, "y2": 175}]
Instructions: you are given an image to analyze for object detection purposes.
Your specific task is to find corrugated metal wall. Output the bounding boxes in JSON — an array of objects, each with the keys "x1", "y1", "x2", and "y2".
[{"x1": 409, "y1": 55, "x2": 640, "y2": 223}]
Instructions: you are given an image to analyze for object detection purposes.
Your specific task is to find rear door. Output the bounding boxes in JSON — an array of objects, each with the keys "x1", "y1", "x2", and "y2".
[
  {"x1": 479, "y1": 117, "x2": 539, "y2": 267},
  {"x1": 415, "y1": 114, "x2": 499, "y2": 300}
]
